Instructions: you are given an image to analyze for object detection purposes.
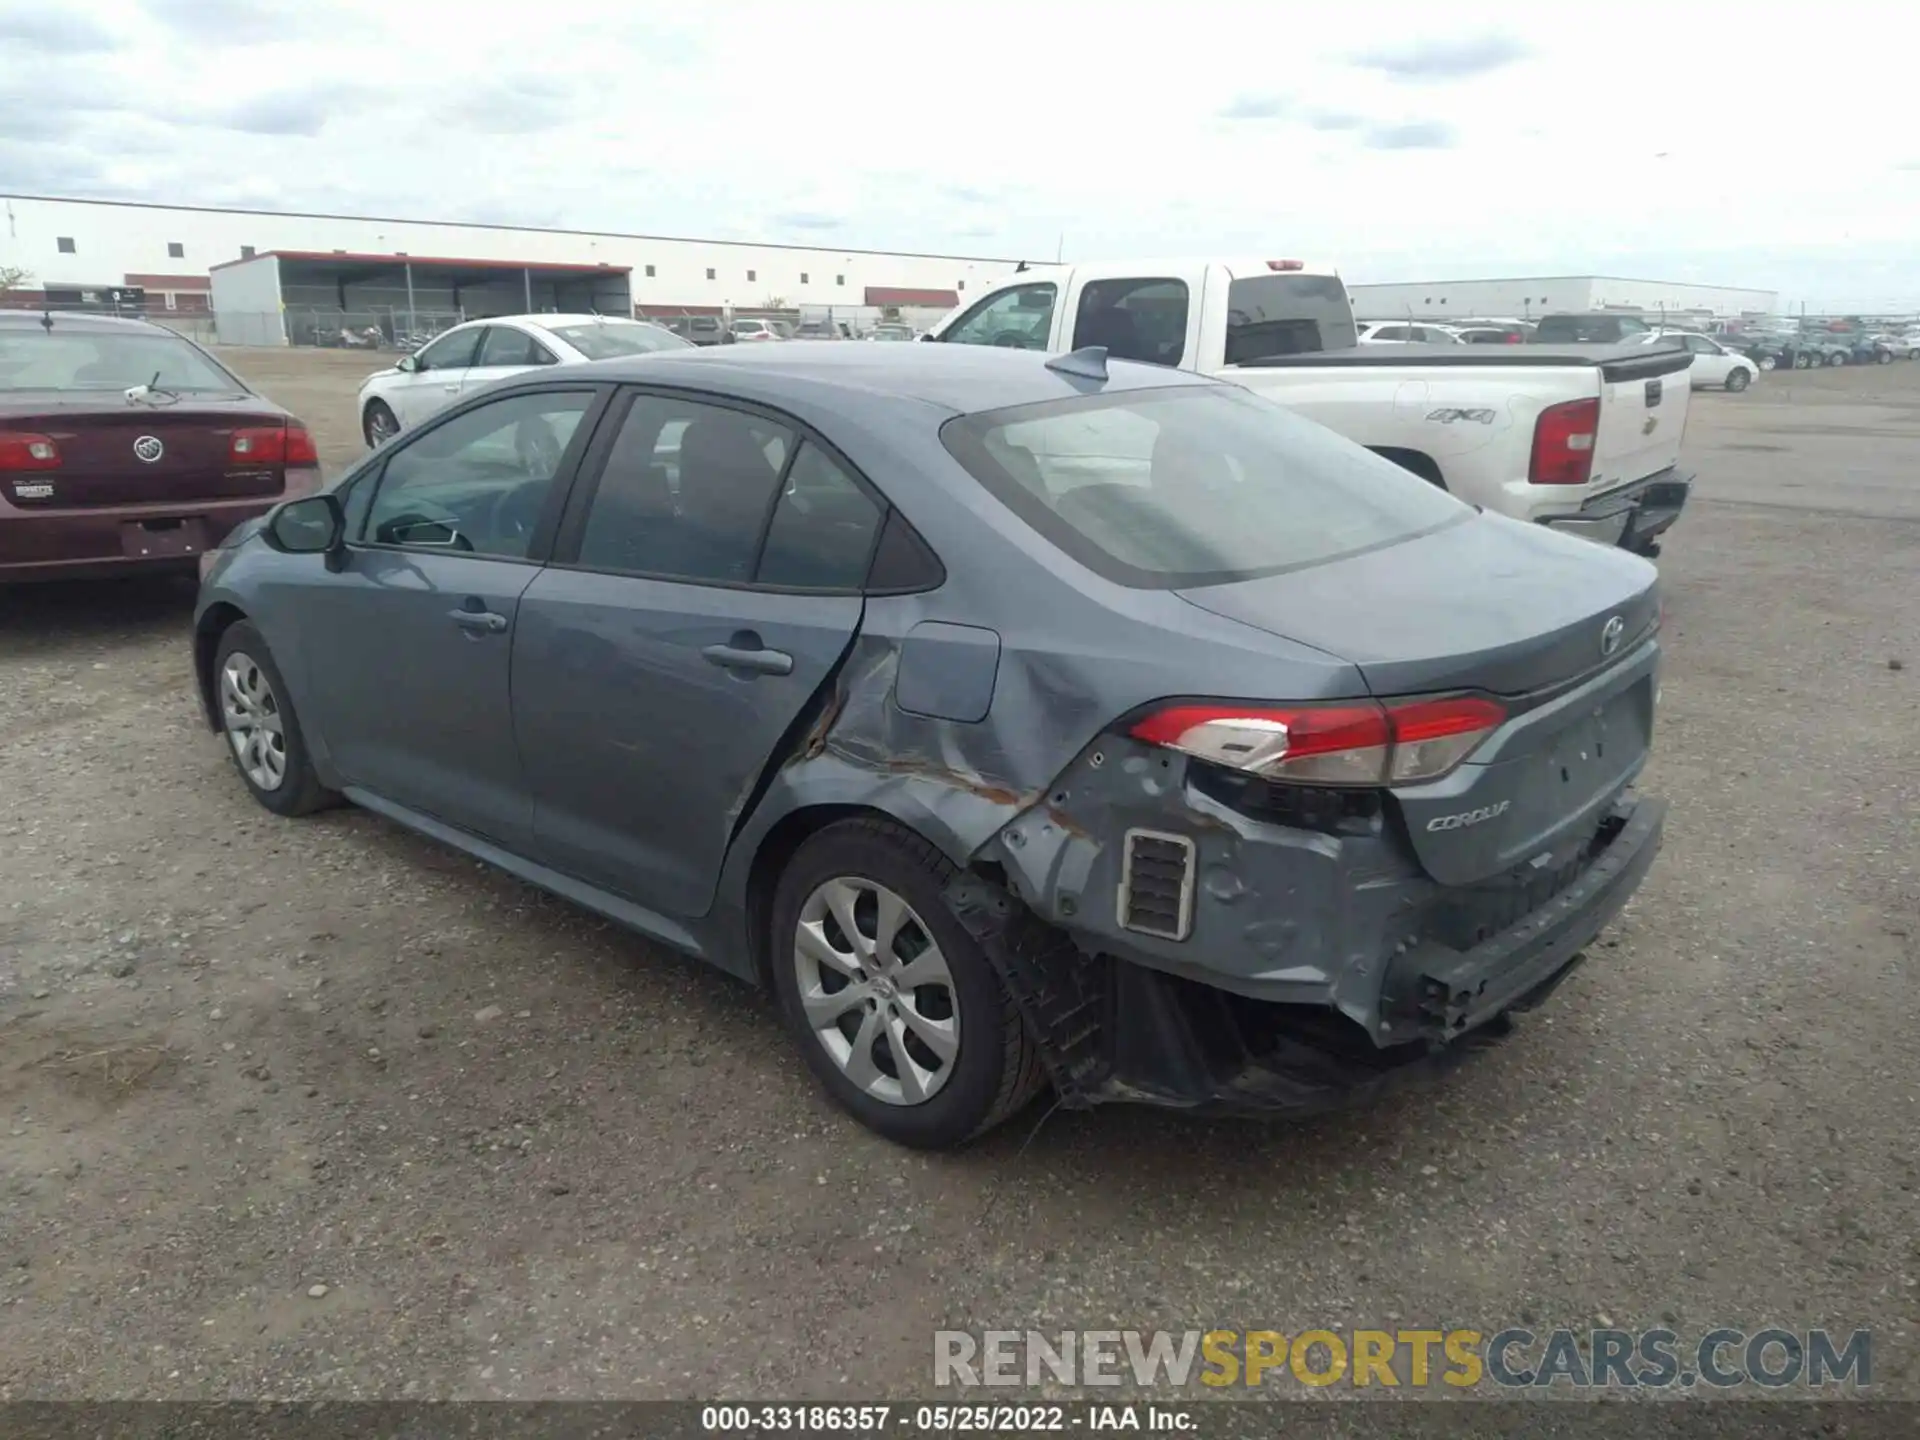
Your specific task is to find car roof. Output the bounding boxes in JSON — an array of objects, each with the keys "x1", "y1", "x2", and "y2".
[
  {"x1": 0, "y1": 311, "x2": 174, "y2": 334},
  {"x1": 458, "y1": 313, "x2": 660, "y2": 331},
  {"x1": 554, "y1": 339, "x2": 1218, "y2": 415}
]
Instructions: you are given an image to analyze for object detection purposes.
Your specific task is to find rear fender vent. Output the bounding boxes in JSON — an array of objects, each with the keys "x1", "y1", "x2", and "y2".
[{"x1": 1118, "y1": 829, "x2": 1197, "y2": 942}]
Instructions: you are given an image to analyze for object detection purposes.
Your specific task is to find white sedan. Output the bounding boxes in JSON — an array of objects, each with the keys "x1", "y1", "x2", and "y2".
[
  {"x1": 357, "y1": 314, "x2": 691, "y2": 446},
  {"x1": 1633, "y1": 331, "x2": 1759, "y2": 392},
  {"x1": 1356, "y1": 322, "x2": 1462, "y2": 345}
]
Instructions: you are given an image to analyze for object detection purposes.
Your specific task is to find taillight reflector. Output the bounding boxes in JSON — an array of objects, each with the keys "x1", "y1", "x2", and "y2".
[
  {"x1": 1529, "y1": 397, "x2": 1599, "y2": 485},
  {"x1": 230, "y1": 423, "x2": 319, "y2": 466},
  {"x1": 0, "y1": 431, "x2": 61, "y2": 471},
  {"x1": 1129, "y1": 695, "x2": 1507, "y2": 787}
]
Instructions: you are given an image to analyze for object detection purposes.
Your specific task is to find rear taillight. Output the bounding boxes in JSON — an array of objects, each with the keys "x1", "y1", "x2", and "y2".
[
  {"x1": 1528, "y1": 397, "x2": 1599, "y2": 485},
  {"x1": 1129, "y1": 695, "x2": 1505, "y2": 787},
  {"x1": 0, "y1": 432, "x2": 61, "y2": 471},
  {"x1": 230, "y1": 423, "x2": 319, "y2": 466}
]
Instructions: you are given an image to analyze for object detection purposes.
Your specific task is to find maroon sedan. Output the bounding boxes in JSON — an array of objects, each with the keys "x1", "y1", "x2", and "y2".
[{"x1": 0, "y1": 311, "x2": 321, "y2": 582}]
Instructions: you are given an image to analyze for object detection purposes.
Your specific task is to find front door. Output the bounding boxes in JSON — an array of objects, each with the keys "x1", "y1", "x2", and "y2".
[
  {"x1": 459, "y1": 323, "x2": 557, "y2": 399},
  {"x1": 390, "y1": 325, "x2": 482, "y2": 427},
  {"x1": 514, "y1": 389, "x2": 883, "y2": 916},
  {"x1": 293, "y1": 385, "x2": 606, "y2": 847}
]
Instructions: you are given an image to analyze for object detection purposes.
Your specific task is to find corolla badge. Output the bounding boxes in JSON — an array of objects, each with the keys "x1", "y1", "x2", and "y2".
[
  {"x1": 1601, "y1": 615, "x2": 1626, "y2": 656},
  {"x1": 133, "y1": 435, "x2": 165, "y2": 463}
]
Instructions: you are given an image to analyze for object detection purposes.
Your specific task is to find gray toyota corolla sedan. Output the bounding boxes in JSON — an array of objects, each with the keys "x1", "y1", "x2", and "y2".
[{"x1": 192, "y1": 342, "x2": 1666, "y2": 1149}]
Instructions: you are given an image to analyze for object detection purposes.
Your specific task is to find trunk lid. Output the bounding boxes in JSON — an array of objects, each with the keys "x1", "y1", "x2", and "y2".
[
  {"x1": 1176, "y1": 513, "x2": 1661, "y2": 885},
  {"x1": 1, "y1": 400, "x2": 290, "y2": 508},
  {"x1": 1584, "y1": 345, "x2": 1692, "y2": 497}
]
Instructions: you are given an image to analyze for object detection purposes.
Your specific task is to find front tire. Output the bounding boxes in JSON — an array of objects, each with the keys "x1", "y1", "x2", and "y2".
[
  {"x1": 1726, "y1": 367, "x2": 1751, "y2": 392},
  {"x1": 363, "y1": 398, "x2": 399, "y2": 447},
  {"x1": 1757, "y1": 354, "x2": 1777, "y2": 371},
  {"x1": 214, "y1": 621, "x2": 337, "y2": 817},
  {"x1": 769, "y1": 818, "x2": 1046, "y2": 1149}
]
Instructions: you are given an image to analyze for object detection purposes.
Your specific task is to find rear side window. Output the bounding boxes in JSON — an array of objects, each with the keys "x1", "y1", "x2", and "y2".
[
  {"x1": 940, "y1": 384, "x2": 1466, "y2": 589},
  {"x1": 476, "y1": 327, "x2": 555, "y2": 367},
  {"x1": 756, "y1": 442, "x2": 883, "y2": 589},
  {"x1": 575, "y1": 396, "x2": 792, "y2": 584},
  {"x1": 1071, "y1": 277, "x2": 1188, "y2": 367},
  {"x1": 1222, "y1": 273, "x2": 1357, "y2": 363}
]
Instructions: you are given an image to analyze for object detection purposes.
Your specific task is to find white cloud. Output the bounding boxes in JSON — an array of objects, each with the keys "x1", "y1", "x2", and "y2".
[{"x1": 0, "y1": 0, "x2": 1914, "y2": 308}]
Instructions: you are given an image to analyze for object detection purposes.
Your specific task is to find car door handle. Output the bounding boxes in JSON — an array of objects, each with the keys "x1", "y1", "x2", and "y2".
[
  {"x1": 701, "y1": 643, "x2": 793, "y2": 676},
  {"x1": 449, "y1": 607, "x2": 509, "y2": 635}
]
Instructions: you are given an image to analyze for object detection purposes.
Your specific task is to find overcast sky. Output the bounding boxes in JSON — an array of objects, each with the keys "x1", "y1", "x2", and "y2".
[{"x1": 2, "y1": 0, "x2": 1915, "y2": 309}]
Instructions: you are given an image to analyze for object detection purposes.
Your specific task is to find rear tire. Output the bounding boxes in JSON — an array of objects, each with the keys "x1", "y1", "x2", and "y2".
[
  {"x1": 213, "y1": 621, "x2": 337, "y2": 818},
  {"x1": 1725, "y1": 368, "x2": 1751, "y2": 392},
  {"x1": 362, "y1": 398, "x2": 399, "y2": 447},
  {"x1": 1876, "y1": 348, "x2": 1893, "y2": 365},
  {"x1": 1792, "y1": 351, "x2": 1811, "y2": 370},
  {"x1": 768, "y1": 817, "x2": 1046, "y2": 1149},
  {"x1": 1757, "y1": 354, "x2": 1777, "y2": 371}
]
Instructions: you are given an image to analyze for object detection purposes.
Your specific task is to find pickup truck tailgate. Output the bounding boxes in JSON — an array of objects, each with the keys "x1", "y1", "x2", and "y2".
[{"x1": 1587, "y1": 346, "x2": 1693, "y2": 496}]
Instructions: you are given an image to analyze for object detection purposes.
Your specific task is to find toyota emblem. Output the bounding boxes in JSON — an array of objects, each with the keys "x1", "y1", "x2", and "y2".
[
  {"x1": 133, "y1": 435, "x2": 165, "y2": 463},
  {"x1": 1600, "y1": 615, "x2": 1626, "y2": 656}
]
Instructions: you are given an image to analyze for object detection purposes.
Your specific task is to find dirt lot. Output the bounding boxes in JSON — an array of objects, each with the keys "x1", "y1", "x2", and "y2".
[{"x1": 1, "y1": 349, "x2": 1915, "y2": 1402}]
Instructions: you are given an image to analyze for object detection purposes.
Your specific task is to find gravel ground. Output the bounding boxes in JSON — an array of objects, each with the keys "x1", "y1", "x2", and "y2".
[{"x1": 0, "y1": 349, "x2": 1914, "y2": 1403}]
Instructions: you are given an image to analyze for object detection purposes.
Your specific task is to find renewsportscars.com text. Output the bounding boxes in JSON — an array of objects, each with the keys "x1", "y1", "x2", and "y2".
[{"x1": 934, "y1": 1327, "x2": 1871, "y2": 1390}]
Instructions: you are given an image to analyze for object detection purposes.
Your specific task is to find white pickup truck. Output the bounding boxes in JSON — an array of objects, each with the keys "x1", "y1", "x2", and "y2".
[{"x1": 921, "y1": 258, "x2": 1694, "y2": 554}]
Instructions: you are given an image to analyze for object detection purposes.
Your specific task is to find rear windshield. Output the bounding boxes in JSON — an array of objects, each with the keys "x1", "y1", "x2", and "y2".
[
  {"x1": 0, "y1": 328, "x2": 243, "y2": 393},
  {"x1": 939, "y1": 384, "x2": 1467, "y2": 589},
  {"x1": 1222, "y1": 273, "x2": 1358, "y2": 363},
  {"x1": 546, "y1": 322, "x2": 692, "y2": 360}
]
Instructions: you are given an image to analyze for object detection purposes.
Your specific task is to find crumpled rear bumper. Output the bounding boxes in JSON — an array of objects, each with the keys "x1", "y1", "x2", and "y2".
[
  {"x1": 947, "y1": 793, "x2": 1666, "y2": 1118},
  {"x1": 1540, "y1": 467, "x2": 1692, "y2": 552}
]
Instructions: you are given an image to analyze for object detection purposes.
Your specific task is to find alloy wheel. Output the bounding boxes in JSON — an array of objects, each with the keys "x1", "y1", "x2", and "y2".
[
  {"x1": 792, "y1": 877, "x2": 959, "y2": 1106},
  {"x1": 366, "y1": 403, "x2": 398, "y2": 445},
  {"x1": 221, "y1": 652, "x2": 288, "y2": 792}
]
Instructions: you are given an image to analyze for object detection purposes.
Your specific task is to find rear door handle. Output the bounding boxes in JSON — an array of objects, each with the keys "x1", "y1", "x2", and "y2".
[
  {"x1": 449, "y1": 607, "x2": 509, "y2": 635},
  {"x1": 701, "y1": 643, "x2": 793, "y2": 676}
]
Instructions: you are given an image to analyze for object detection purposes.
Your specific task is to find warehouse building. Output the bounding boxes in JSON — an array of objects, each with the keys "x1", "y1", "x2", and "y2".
[
  {"x1": 1349, "y1": 275, "x2": 1780, "y2": 322},
  {"x1": 0, "y1": 193, "x2": 1020, "y2": 337}
]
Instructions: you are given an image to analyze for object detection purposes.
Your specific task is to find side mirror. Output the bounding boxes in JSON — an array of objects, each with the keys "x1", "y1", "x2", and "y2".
[
  {"x1": 265, "y1": 494, "x2": 344, "y2": 556},
  {"x1": 396, "y1": 354, "x2": 418, "y2": 373}
]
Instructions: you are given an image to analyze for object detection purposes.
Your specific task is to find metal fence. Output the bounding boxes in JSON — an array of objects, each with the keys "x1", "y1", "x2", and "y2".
[{"x1": 282, "y1": 307, "x2": 467, "y2": 351}]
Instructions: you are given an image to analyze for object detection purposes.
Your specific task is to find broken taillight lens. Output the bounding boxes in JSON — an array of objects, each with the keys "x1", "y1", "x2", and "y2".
[
  {"x1": 230, "y1": 423, "x2": 319, "y2": 466},
  {"x1": 1129, "y1": 695, "x2": 1506, "y2": 787},
  {"x1": 0, "y1": 432, "x2": 61, "y2": 471}
]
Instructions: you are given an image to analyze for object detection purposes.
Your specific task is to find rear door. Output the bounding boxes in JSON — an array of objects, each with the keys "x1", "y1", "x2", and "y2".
[
  {"x1": 460, "y1": 324, "x2": 557, "y2": 398},
  {"x1": 514, "y1": 388, "x2": 881, "y2": 918}
]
